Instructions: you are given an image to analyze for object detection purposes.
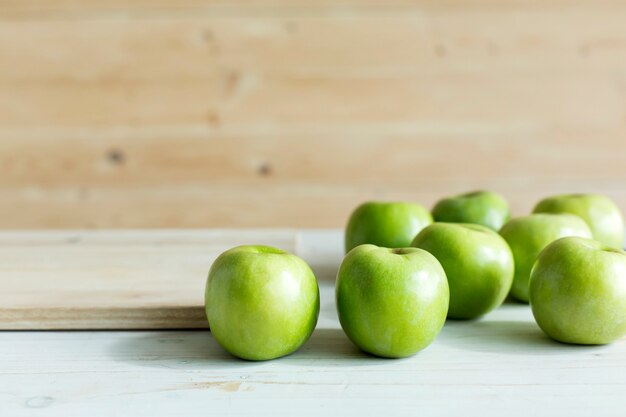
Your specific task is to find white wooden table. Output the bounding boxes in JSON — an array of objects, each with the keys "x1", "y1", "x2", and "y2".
[{"x1": 0, "y1": 230, "x2": 624, "y2": 417}]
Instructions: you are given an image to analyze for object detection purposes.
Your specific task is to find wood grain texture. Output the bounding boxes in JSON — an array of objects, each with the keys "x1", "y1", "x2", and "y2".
[
  {"x1": 0, "y1": 230, "x2": 298, "y2": 329},
  {"x1": 1, "y1": 134, "x2": 624, "y2": 228},
  {"x1": 0, "y1": 0, "x2": 625, "y2": 228}
]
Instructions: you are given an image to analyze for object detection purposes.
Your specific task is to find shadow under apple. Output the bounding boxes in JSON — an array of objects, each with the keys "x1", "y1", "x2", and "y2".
[
  {"x1": 107, "y1": 327, "x2": 384, "y2": 370},
  {"x1": 437, "y1": 319, "x2": 608, "y2": 356}
]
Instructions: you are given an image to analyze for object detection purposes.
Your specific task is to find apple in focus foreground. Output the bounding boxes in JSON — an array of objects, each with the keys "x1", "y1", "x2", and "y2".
[
  {"x1": 529, "y1": 237, "x2": 626, "y2": 344},
  {"x1": 533, "y1": 193, "x2": 624, "y2": 248},
  {"x1": 432, "y1": 190, "x2": 511, "y2": 231},
  {"x1": 412, "y1": 223, "x2": 514, "y2": 319},
  {"x1": 499, "y1": 213, "x2": 592, "y2": 302},
  {"x1": 335, "y1": 245, "x2": 449, "y2": 358},
  {"x1": 205, "y1": 245, "x2": 320, "y2": 360},
  {"x1": 344, "y1": 201, "x2": 432, "y2": 253}
]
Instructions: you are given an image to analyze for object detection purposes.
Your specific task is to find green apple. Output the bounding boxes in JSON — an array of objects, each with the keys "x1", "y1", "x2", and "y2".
[
  {"x1": 335, "y1": 245, "x2": 448, "y2": 358},
  {"x1": 529, "y1": 237, "x2": 626, "y2": 344},
  {"x1": 499, "y1": 214, "x2": 592, "y2": 303},
  {"x1": 344, "y1": 201, "x2": 432, "y2": 253},
  {"x1": 533, "y1": 193, "x2": 624, "y2": 248},
  {"x1": 205, "y1": 245, "x2": 320, "y2": 360},
  {"x1": 411, "y1": 223, "x2": 514, "y2": 319},
  {"x1": 432, "y1": 190, "x2": 510, "y2": 231}
]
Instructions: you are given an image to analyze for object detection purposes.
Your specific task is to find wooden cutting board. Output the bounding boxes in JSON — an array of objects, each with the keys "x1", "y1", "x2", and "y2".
[{"x1": 0, "y1": 230, "x2": 299, "y2": 329}]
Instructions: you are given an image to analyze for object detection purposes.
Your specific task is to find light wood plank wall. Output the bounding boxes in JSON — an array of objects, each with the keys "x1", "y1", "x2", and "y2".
[{"x1": 1, "y1": 0, "x2": 625, "y2": 228}]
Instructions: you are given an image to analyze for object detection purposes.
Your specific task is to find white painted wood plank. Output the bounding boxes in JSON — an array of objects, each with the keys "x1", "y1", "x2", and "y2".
[{"x1": 0, "y1": 229, "x2": 624, "y2": 416}]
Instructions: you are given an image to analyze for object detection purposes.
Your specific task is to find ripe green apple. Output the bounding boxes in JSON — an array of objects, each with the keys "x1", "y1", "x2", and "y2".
[
  {"x1": 533, "y1": 193, "x2": 624, "y2": 248},
  {"x1": 344, "y1": 201, "x2": 433, "y2": 253},
  {"x1": 335, "y1": 245, "x2": 449, "y2": 358},
  {"x1": 431, "y1": 190, "x2": 511, "y2": 231},
  {"x1": 529, "y1": 237, "x2": 626, "y2": 344},
  {"x1": 499, "y1": 214, "x2": 592, "y2": 303},
  {"x1": 205, "y1": 245, "x2": 320, "y2": 360},
  {"x1": 411, "y1": 223, "x2": 514, "y2": 319}
]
